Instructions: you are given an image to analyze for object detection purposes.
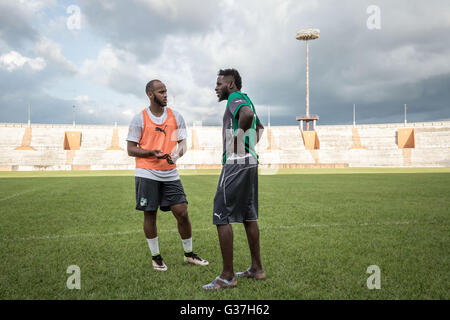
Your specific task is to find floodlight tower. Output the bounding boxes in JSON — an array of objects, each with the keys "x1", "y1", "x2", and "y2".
[{"x1": 295, "y1": 28, "x2": 320, "y2": 131}]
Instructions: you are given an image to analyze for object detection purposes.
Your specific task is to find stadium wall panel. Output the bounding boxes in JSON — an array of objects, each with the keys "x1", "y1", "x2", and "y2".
[{"x1": 0, "y1": 121, "x2": 449, "y2": 170}]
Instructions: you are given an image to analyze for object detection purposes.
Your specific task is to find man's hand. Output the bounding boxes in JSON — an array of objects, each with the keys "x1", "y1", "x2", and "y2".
[
  {"x1": 166, "y1": 152, "x2": 179, "y2": 164},
  {"x1": 152, "y1": 152, "x2": 178, "y2": 164},
  {"x1": 127, "y1": 142, "x2": 166, "y2": 158},
  {"x1": 150, "y1": 150, "x2": 164, "y2": 157},
  {"x1": 128, "y1": 140, "x2": 185, "y2": 164}
]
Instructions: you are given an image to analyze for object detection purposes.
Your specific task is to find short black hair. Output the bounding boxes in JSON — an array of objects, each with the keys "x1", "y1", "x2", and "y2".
[
  {"x1": 145, "y1": 79, "x2": 162, "y2": 95},
  {"x1": 218, "y1": 68, "x2": 242, "y2": 90}
]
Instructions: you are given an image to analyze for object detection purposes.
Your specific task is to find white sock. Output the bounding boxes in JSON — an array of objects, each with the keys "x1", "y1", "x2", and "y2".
[
  {"x1": 181, "y1": 237, "x2": 192, "y2": 253},
  {"x1": 147, "y1": 237, "x2": 160, "y2": 256}
]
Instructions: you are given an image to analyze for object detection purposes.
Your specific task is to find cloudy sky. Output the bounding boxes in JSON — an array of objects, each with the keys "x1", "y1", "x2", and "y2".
[{"x1": 0, "y1": 0, "x2": 449, "y2": 126}]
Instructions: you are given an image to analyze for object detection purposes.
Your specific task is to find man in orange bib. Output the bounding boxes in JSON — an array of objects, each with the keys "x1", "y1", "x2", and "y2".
[{"x1": 127, "y1": 79, "x2": 209, "y2": 271}]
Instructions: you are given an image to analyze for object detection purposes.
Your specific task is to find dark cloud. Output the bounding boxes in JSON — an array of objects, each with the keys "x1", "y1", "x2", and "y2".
[
  {"x1": 0, "y1": 2, "x2": 38, "y2": 51},
  {"x1": 1, "y1": 0, "x2": 449, "y2": 126},
  {"x1": 78, "y1": 0, "x2": 221, "y2": 63},
  {"x1": 235, "y1": 0, "x2": 450, "y2": 125}
]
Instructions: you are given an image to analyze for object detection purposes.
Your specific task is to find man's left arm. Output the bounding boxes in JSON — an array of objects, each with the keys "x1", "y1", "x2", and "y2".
[
  {"x1": 237, "y1": 105, "x2": 254, "y2": 131},
  {"x1": 168, "y1": 111, "x2": 188, "y2": 164},
  {"x1": 233, "y1": 106, "x2": 254, "y2": 155},
  {"x1": 168, "y1": 139, "x2": 187, "y2": 164}
]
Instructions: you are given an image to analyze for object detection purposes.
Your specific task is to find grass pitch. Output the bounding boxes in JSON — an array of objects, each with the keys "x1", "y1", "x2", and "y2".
[{"x1": 0, "y1": 168, "x2": 449, "y2": 300}]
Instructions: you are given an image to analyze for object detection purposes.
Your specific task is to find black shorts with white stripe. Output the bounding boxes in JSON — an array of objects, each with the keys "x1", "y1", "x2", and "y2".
[{"x1": 213, "y1": 158, "x2": 258, "y2": 225}]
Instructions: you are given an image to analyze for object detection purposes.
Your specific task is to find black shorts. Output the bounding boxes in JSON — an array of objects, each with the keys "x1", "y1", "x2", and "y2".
[
  {"x1": 135, "y1": 177, "x2": 188, "y2": 212},
  {"x1": 213, "y1": 162, "x2": 258, "y2": 225}
]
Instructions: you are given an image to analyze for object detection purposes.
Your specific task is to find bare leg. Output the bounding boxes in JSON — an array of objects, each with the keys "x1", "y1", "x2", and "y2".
[
  {"x1": 243, "y1": 220, "x2": 263, "y2": 273},
  {"x1": 171, "y1": 202, "x2": 191, "y2": 240},
  {"x1": 143, "y1": 211, "x2": 157, "y2": 239},
  {"x1": 217, "y1": 224, "x2": 234, "y2": 280}
]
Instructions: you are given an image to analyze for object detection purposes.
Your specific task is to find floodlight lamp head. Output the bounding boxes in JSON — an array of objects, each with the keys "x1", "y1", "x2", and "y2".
[{"x1": 296, "y1": 28, "x2": 320, "y2": 41}]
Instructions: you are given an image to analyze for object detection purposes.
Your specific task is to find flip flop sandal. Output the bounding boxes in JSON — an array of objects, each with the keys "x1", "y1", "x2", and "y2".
[
  {"x1": 202, "y1": 276, "x2": 237, "y2": 290},
  {"x1": 236, "y1": 268, "x2": 266, "y2": 280}
]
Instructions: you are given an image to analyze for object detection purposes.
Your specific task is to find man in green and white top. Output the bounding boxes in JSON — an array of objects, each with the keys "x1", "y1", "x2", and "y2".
[
  {"x1": 203, "y1": 69, "x2": 265, "y2": 290},
  {"x1": 221, "y1": 89, "x2": 260, "y2": 165}
]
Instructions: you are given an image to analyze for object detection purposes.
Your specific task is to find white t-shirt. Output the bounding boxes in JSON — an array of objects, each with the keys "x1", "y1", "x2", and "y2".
[{"x1": 126, "y1": 107, "x2": 187, "y2": 181}]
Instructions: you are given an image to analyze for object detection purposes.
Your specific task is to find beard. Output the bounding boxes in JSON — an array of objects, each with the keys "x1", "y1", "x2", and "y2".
[
  {"x1": 154, "y1": 95, "x2": 167, "y2": 107},
  {"x1": 218, "y1": 88, "x2": 230, "y2": 102}
]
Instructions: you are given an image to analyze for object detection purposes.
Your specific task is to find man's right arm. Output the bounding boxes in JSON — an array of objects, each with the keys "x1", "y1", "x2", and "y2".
[
  {"x1": 127, "y1": 141, "x2": 163, "y2": 158},
  {"x1": 127, "y1": 112, "x2": 164, "y2": 158}
]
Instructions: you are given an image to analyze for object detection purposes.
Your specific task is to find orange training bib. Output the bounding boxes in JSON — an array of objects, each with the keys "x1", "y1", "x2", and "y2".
[{"x1": 135, "y1": 107, "x2": 178, "y2": 170}]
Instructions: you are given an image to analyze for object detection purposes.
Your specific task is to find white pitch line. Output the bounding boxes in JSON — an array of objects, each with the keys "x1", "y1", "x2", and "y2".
[
  {"x1": 2, "y1": 230, "x2": 144, "y2": 242},
  {"x1": 0, "y1": 187, "x2": 42, "y2": 202},
  {"x1": 2, "y1": 220, "x2": 424, "y2": 242},
  {"x1": 261, "y1": 220, "x2": 417, "y2": 230},
  {"x1": 0, "y1": 181, "x2": 66, "y2": 203}
]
